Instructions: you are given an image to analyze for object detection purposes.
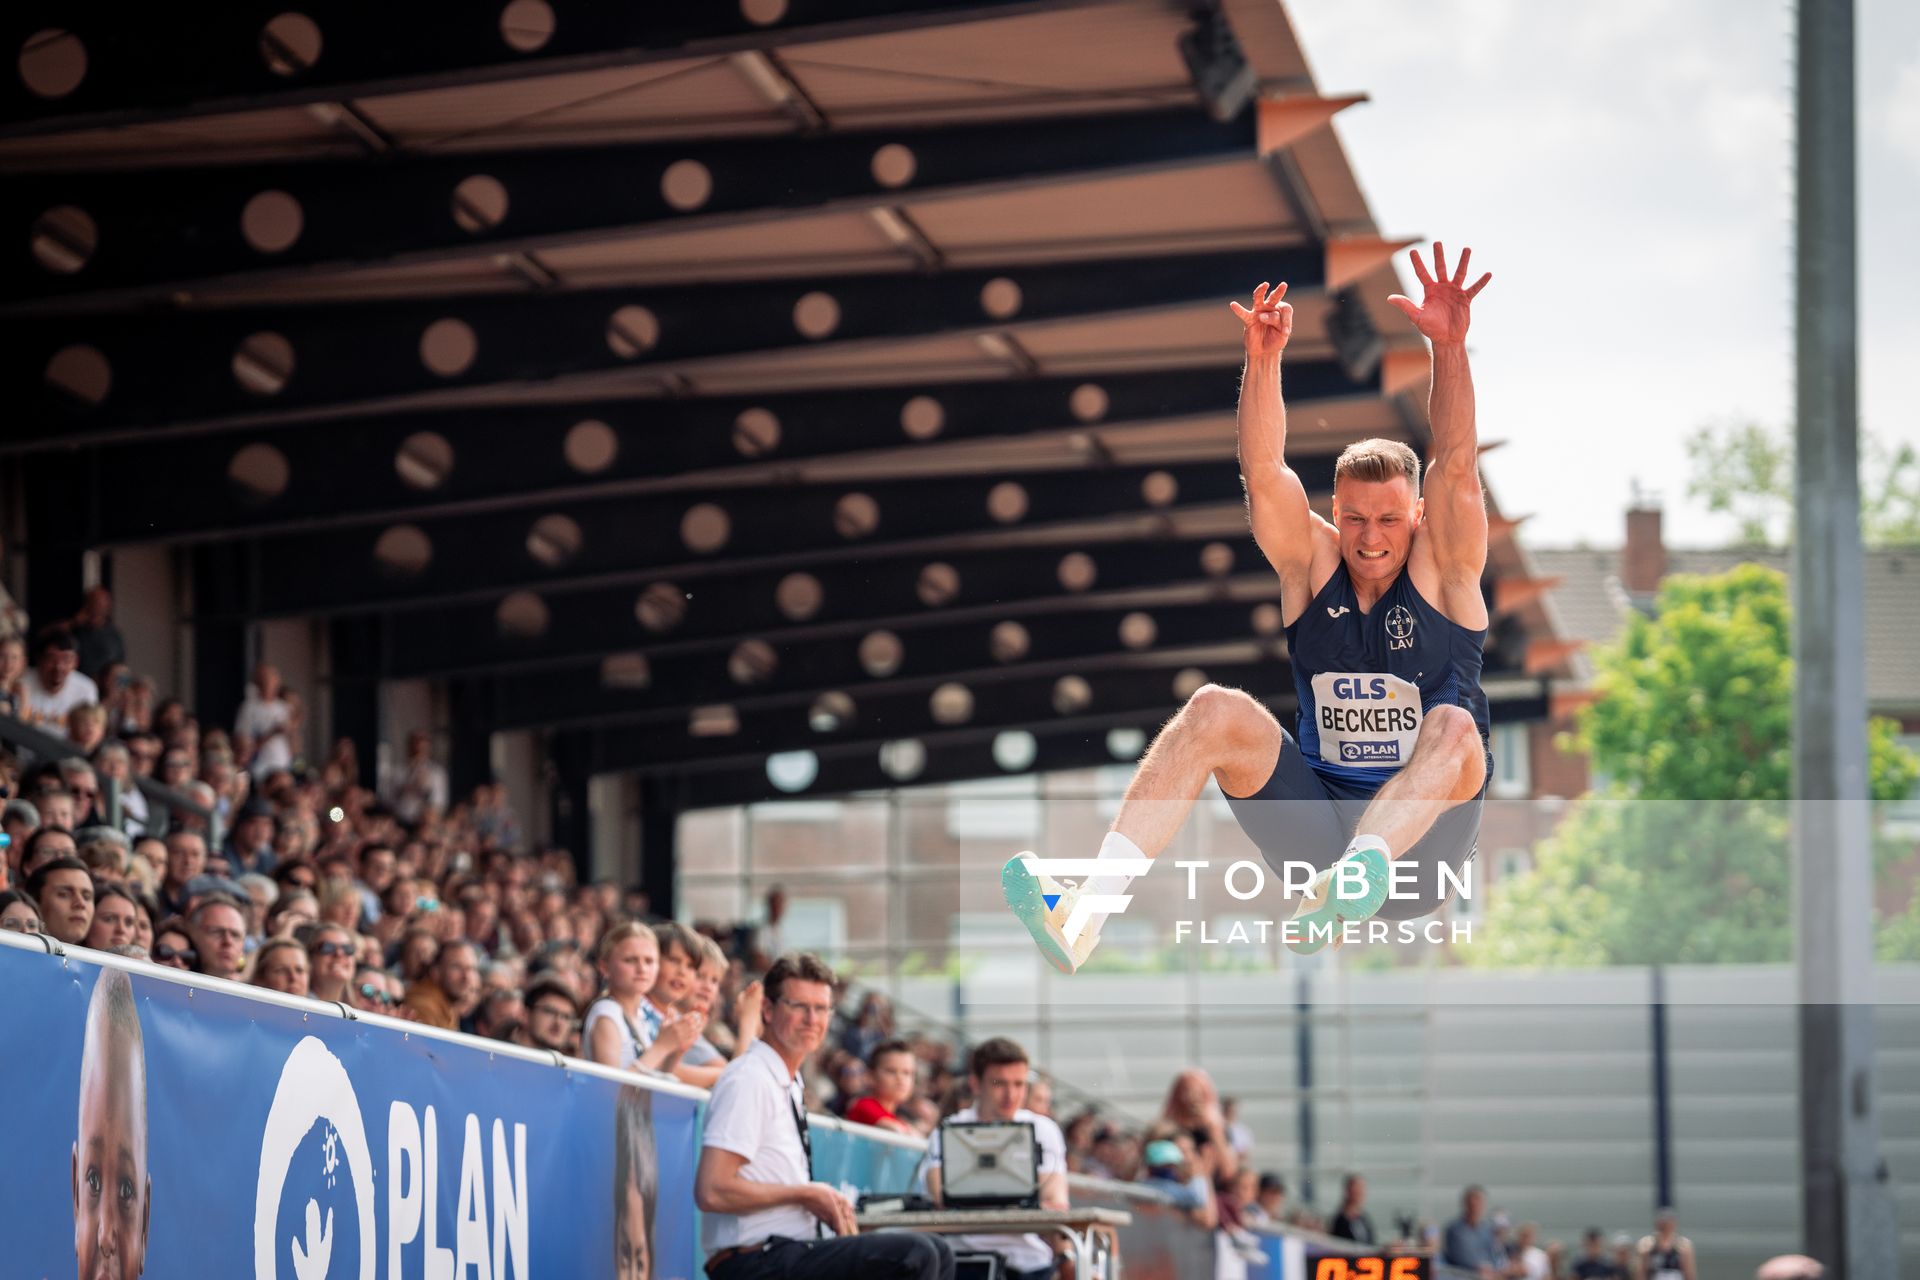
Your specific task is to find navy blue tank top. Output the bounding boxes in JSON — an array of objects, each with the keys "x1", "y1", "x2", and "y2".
[{"x1": 1285, "y1": 561, "x2": 1491, "y2": 791}]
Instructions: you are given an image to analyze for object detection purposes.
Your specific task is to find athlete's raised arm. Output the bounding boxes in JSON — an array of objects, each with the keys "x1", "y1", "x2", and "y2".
[
  {"x1": 1390, "y1": 243, "x2": 1492, "y2": 601},
  {"x1": 1230, "y1": 281, "x2": 1322, "y2": 602}
]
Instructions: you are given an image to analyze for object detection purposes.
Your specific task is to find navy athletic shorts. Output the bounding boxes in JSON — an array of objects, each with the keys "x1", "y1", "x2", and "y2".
[{"x1": 1223, "y1": 727, "x2": 1488, "y2": 920}]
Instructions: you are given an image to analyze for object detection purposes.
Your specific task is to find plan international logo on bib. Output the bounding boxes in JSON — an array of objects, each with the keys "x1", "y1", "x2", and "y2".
[{"x1": 1340, "y1": 740, "x2": 1402, "y2": 764}]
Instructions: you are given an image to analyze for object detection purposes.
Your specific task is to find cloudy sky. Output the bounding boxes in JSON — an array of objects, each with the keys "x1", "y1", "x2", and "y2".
[{"x1": 1287, "y1": 0, "x2": 1920, "y2": 548}]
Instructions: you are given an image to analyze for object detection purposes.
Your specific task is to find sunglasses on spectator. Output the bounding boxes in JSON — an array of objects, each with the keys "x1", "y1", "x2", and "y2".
[
  {"x1": 312, "y1": 941, "x2": 355, "y2": 958},
  {"x1": 153, "y1": 942, "x2": 197, "y2": 965},
  {"x1": 357, "y1": 983, "x2": 396, "y2": 1008}
]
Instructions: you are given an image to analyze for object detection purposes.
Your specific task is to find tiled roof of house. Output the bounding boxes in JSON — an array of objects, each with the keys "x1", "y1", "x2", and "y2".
[{"x1": 1529, "y1": 544, "x2": 1920, "y2": 714}]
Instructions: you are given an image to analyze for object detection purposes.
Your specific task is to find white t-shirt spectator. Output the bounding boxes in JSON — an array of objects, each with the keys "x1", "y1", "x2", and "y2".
[
  {"x1": 235, "y1": 688, "x2": 293, "y2": 777},
  {"x1": 927, "y1": 1107, "x2": 1067, "y2": 1273},
  {"x1": 701, "y1": 1039, "x2": 821, "y2": 1256},
  {"x1": 1520, "y1": 1244, "x2": 1551, "y2": 1279},
  {"x1": 22, "y1": 668, "x2": 98, "y2": 730},
  {"x1": 118, "y1": 785, "x2": 149, "y2": 837},
  {"x1": 382, "y1": 757, "x2": 449, "y2": 823},
  {"x1": 582, "y1": 998, "x2": 652, "y2": 1072}
]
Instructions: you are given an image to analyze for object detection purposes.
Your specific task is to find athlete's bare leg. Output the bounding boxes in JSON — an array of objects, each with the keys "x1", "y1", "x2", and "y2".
[
  {"x1": 1001, "y1": 683, "x2": 1281, "y2": 972},
  {"x1": 1284, "y1": 703, "x2": 1486, "y2": 954},
  {"x1": 1108, "y1": 683, "x2": 1283, "y2": 856},
  {"x1": 1350, "y1": 703, "x2": 1486, "y2": 856}
]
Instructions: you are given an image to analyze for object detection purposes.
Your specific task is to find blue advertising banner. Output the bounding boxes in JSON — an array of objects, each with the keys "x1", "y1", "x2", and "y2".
[{"x1": 0, "y1": 938, "x2": 703, "y2": 1280}]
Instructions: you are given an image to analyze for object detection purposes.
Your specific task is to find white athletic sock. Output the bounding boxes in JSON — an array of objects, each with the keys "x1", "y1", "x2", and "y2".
[
  {"x1": 1085, "y1": 830, "x2": 1146, "y2": 898},
  {"x1": 1344, "y1": 832, "x2": 1391, "y2": 860}
]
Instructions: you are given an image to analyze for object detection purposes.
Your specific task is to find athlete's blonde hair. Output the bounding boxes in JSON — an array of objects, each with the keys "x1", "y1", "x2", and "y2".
[{"x1": 1333, "y1": 438, "x2": 1421, "y2": 494}]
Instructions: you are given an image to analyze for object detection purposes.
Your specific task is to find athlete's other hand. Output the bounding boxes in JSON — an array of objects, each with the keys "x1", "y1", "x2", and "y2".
[
  {"x1": 1229, "y1": 282, "x2": 1293, "y2": 358},
  {"x1": 1387, "y1": 242, "x2": 1491, "y2": 346}
]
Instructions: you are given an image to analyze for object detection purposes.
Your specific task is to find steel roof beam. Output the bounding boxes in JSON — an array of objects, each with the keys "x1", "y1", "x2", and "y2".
[
  {"x1": 654, "y1": 683, "x2": 1550, "y2": 808},
  {"x1": 581, "y1": 656, "x2": 1288, "y2": 773},
  {"x1": 12, "y1": 244, "x2": 1363, "y2": 443},
  {"x1": 0, "y1": 2, "x2": 1104, "y2": 138},
  {"x1": 74, "y1": 360, "x2": 1374, "y2": 544},
  {"x1": 477, "y1": 598, "x2": 1289, "y2": 730},
  {"x1": 191, "y1": 456, "x2": 1330, "y2": 618},
  {"x1": 3, "y1": 107, "x2": 1307, "y2": 308},
  {"x1": 662, "y1": 709, "x2": 1179, "y2": 810},
  {"x1": 356, "y1": 533, "x2": 1290, "y2": 679}
]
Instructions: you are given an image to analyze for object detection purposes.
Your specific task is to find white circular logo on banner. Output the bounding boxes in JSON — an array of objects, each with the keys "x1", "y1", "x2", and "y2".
[{"x1": 254, "y1": 1036, "x2": 377, "y2": 1280}]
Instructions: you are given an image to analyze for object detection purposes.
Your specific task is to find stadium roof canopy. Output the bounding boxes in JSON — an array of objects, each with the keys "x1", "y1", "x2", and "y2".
[{"x1": 1, "y1": 1, "x2": 1568, "y2": 854}]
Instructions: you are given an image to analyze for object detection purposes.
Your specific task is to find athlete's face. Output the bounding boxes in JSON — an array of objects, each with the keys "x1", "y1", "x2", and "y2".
[{"x1": 1333, "y1": 476, "x2": 1422, "y2": 585}]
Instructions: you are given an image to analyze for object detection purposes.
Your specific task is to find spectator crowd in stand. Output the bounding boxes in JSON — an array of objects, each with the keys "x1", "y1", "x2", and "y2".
[{"x1": 0, "y1": 598, "x2": 1712, "y2": 1279}]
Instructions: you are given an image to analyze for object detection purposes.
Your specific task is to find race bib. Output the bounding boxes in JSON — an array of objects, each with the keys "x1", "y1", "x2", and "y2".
[{"x1": 1310, "y1": 672, "x2": 1423, "y2": 769}]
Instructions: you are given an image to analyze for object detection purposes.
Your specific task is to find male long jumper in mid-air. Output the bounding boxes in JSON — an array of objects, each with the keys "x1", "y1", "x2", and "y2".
[{"x1": 1005, "y1": 243, "x2": 1496, "y2": 971}]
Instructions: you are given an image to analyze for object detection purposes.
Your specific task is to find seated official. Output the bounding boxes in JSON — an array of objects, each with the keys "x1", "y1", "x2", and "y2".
[
  {"x1": 695, "y1": 952, "x2": 955, "y2": 1280},
  {"x1": 926, "y1": 1036, "x2": 1070, "y2": 1280}
]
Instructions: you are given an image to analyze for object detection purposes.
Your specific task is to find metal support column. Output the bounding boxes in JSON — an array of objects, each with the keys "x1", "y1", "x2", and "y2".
[
  {"x1": 444, "y1": 677, "x2": 495, "y2": 801},
  {"x1": 1793, "y1": 1, "x2": 1893, "y2": 1274},
  {"x1": 637, "y1": 773, "x2": 683, "y2": 916},
  {"x1": 547, "y1": 732, "x2": 593, "y2": 886},
  {"x1": 187, "y1": 548, "x2": 246, "y2": 736},
  {"x1": 326, "y1": 617, "x2": 382, "y2": 790},
  {"x1": 1649, "y1": 967, "x2": 1673, "y2": 1212},
  {"x1": 1297, "y1": 972, "x2": 1315, "y2": 1207},
  {"x1": 22, "y1": 455, "x2": 84, "y2": 643}
]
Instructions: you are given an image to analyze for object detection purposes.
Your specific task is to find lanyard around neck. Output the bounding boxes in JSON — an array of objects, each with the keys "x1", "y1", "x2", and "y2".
[{"x1": 788, "y1": 1076, "x2": 825, "y2": 1239}]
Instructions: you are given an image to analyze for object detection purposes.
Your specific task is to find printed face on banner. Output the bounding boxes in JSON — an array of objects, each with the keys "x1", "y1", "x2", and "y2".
[
  {"x1": 5, "y1": 944, "x2": 709, "y2": 1280},
  {"x1": 72, "y1": 970, "x2": 150, "y2": 1280},
  {"x1": 614, "y1": 1085, "x2": 658, "y2": 1280}
]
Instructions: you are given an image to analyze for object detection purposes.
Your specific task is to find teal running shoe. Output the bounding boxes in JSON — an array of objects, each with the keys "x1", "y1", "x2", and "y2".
[
  {"x1": 1002, "y1": 853, "x2": 1102, "y2": 974},
  {"x1": 1286, "y1": 840, "x2": 1392, "y2": 956}
]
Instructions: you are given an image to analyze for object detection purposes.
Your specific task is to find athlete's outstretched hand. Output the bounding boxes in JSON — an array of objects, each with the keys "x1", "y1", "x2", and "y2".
[
  {"x1": 1387, "y1": 242, "x2": 1491, "y2": 345},
  {"x1": 1229, "y1": 281, "x2": 1293, "y2": 358}
]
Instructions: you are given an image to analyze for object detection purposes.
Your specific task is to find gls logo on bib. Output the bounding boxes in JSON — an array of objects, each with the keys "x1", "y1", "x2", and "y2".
[
  {"x1": 1311, "y1": 671, "x2": 1423, "y2": 769},
  {"x1": 255, "y1": 1038, "x2": 377, "y2": 1280}
]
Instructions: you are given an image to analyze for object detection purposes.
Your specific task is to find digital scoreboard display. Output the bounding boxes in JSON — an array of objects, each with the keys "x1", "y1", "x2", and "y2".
[{"x1": 1311, "y1": 1257, "x2": 1430, "y2": 1280}]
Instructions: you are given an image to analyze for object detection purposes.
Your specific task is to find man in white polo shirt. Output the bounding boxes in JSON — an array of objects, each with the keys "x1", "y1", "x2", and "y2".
[
  {"x1": 695, "y1": 952, "x2": 955, "y2": 1280},
  {"x1": 926, "y1": 1037, "x2": 1070, "y2": 1280}
]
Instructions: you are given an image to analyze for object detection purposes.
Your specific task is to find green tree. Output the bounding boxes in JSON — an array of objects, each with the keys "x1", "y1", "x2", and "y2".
[
  {"x1": 1473, "y1": 565, "x2": 1918, "y2": 966},
  {"x1": 1685, "y1": 420, "x2": 1920, "y2": 547}
]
